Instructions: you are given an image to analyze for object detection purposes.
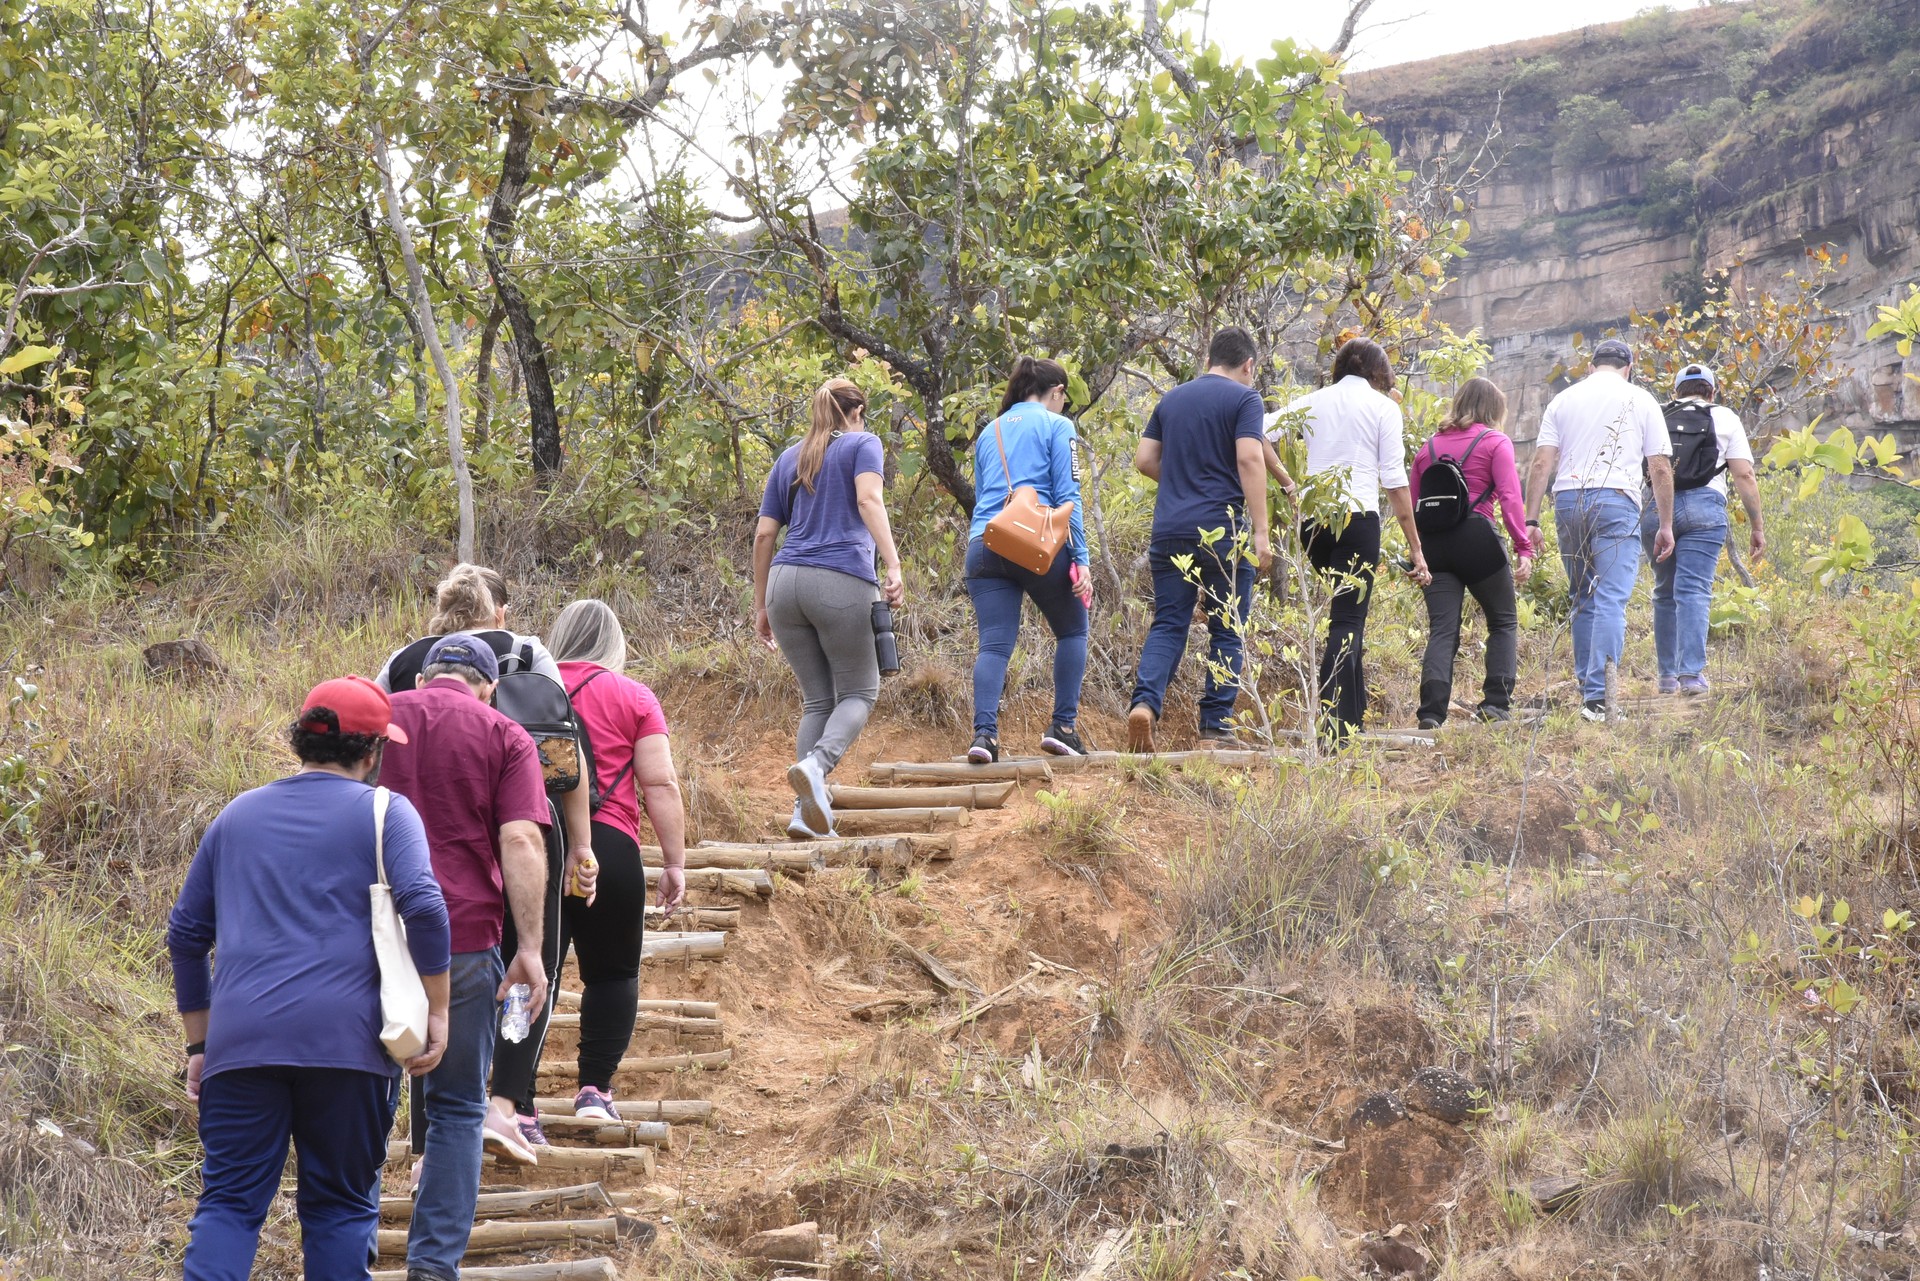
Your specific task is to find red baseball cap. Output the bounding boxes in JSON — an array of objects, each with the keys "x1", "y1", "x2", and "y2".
[{"x1": 299, "y1": 675, "x2": 409, "y2": 743}]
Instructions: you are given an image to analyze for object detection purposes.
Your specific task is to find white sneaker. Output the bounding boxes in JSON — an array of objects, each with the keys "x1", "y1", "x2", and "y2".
[
  {"x1": 482, "y1": 1109, "x2": 539, "y2": 1165},
  {"x1": 787, "y1": 755, "x2": 833, "y2": 836},
  {"x1": 785, "y1": 802, "x2": 836, "y2": 841}
]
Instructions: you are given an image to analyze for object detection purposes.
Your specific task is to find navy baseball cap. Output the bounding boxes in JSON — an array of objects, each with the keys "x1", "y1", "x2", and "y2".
[
  {"x1": 1592, "y1": 338, "x2": 1634, "y2": 365},
  {"x1": 424, "y1": 632, "x2": 500, "y2": 682}
]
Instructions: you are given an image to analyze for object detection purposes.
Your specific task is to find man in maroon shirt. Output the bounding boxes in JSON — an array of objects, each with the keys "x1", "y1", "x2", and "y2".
[{"x1": 380, "y1": 633, "x2": 550, "y2": 1280}]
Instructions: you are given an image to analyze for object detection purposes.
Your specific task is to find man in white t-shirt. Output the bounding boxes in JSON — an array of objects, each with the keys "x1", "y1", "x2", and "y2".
[
  {"x1": 1523, "y1": 339, "x2": 1676, "y2": 721},
  {"x1": 1643, "y1": 362, "x2": 1765, "y2": 695}
]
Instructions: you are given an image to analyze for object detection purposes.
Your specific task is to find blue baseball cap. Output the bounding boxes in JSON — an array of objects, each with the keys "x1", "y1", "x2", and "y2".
[{"x1": 424, "y1": 632, "x2": 500, "y2": 683}]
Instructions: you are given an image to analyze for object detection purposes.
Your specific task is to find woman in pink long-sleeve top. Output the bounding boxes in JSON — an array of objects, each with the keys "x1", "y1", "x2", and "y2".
[{"x1": 1408, "y1": 378, "x2": 1536, "y2": 727}]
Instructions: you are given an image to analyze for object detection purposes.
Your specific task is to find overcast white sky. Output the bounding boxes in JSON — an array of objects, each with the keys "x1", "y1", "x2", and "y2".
[
  {"x1": 1197, "y1": 0, "x2": 1690, "y2": 70},
  {"x1": 648, "y1": 0, "x2": 1698, "y2": 211}
]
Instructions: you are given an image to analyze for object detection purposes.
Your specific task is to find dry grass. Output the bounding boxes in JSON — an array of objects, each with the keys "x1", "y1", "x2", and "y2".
[
  {"x1": 1022, "y1": 782, "x2": 1130, "y2": 872},
  {"x1": 7, "y1": 484, "x2": 1920, "y2": 1279}
]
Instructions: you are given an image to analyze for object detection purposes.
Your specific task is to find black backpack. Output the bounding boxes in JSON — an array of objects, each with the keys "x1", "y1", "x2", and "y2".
[
  {"x1": 492, "y1": 671, "x2": 593, "y2": 800},
  {"x1": 1663, "y1": 401, "x2": 1725, "y2": 491},
  {"x1": 386, "y1": 629, "x2": 534, "y2": 693},
  {"x1": 1414, "y1": 429, "x2": 1497, "y2": 537}
]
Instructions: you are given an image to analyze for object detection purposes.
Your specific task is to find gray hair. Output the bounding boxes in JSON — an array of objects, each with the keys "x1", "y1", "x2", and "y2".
[
  {"x1": 418, "y1": 661, "x2": 490, "y2": 689},
  {"x1": 548, "y1": 599, "x2": 627, "y2": 670}
]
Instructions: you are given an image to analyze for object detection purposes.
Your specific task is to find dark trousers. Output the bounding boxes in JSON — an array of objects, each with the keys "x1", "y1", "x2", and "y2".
[
  {"x1": 964, "y1": 538, "x2": 1089, "y2": 736},
  {"x1": 1130, "y1": 537, "x2": 1257, "y2": 732},
  {"x1": 491, "y1": 820, "x2": 647, "y2": 1110},
  {"x1": 559, "y1": 821, "x2": 647, "y2": 1092},
  {"x1": 488, "y1": 819, "x2": 564, "y2": 1115},
  {"x1": 184, "y1": 1065, "x2": 398, "y2": 1281},
  {"x1": 1304, "y1": 514, "x2": 1382, "y2": 738},
  {"x1": 1419, "y1": 514, "x2": 1518, "y2": 723}
]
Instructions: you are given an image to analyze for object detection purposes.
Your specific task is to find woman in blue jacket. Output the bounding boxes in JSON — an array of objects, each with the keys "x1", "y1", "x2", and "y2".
[{"x1": 965, "y1": 356, "x2": 1094, "y2": 762}]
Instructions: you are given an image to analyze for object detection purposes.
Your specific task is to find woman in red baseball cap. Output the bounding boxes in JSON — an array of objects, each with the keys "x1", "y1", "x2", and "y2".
[{"x1": 167, "y1": 676, "x2": 450, "y2": 1280}]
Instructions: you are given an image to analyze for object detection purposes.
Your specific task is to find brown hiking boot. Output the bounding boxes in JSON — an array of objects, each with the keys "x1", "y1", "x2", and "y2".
[{"x1": 1127, "y1": 704, "x2": 1156, "y2": 754}]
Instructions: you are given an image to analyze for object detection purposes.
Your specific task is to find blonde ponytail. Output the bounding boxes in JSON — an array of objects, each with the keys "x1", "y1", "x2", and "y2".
[
  {"x1": 795, "y1": 378, "x2": 868, "y2": 492},
  {"x1": 428, "y1": 563, "x2": 497, "y2": 634}
]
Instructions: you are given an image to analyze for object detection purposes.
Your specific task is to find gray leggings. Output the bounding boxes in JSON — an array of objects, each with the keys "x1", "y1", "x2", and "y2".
[{"x1": 767, "y1": 564, "x2": 880, "y2": 773}]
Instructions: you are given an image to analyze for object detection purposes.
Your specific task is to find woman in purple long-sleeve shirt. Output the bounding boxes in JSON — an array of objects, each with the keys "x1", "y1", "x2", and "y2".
[
  {"x1": 168, "y1": 675, "x2": 450, "y2": 1281},
  {"x1": 1408, "y1": 378, "x2": 1537, "y2": 727}
]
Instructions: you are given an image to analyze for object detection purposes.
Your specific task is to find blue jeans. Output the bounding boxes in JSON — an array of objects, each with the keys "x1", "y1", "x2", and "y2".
[
  {"x1": 964, "y1": 539, "x2": 1088, "y2": 736},
  {"x1": 1554, "y1": 489, "x2": 1644, "y2": 703},
  {"x1": 409, "y1": 948, "x2": 504, "y2": 1278},
  {"x1": 1130, "y1": 538, "x2": 1256, "y2": 732},
  {"x1": 1642, "y1": 487, "x2": 1727, "y2": 679},
  {"x1": 185, "y1": 1066, "x2": 398, "y2": 1281}
]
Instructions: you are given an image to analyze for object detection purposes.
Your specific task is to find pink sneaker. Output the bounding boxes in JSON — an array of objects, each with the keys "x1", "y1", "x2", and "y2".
[
  {"x1": 515, "y1": 1114, "x2": 550, "y2": 1149},
  {"x1": 573, "y1": 1085, "x2": 620, "y2": 1121}
]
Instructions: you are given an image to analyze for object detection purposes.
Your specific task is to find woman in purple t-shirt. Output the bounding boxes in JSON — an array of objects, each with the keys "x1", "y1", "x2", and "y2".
[
  {"x1": 1408, "y1": 377, "x2": 1536, "y2": 727},
  {"x1": 751, "y1": 378, "x2": 905, "y2": 839}
]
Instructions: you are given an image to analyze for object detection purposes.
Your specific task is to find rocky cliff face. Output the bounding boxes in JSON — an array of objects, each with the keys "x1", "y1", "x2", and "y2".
[{"x1": 1348, "y1": 0, "x2": 1920, "y2": 450}]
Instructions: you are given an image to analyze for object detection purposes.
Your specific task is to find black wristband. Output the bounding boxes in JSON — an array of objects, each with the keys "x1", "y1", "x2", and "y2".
[
  {"x1": 186, "y1": 1041, "x2": 206, "y2": 1057},
  {"x1": 1525, "y1": 519, "x2": 1541, "y2": 528}
]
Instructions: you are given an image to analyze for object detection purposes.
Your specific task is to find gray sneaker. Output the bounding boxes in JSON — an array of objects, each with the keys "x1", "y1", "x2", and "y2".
[{"x1": 1677, "y1": 675, "x2": 1710, "y2": 696}]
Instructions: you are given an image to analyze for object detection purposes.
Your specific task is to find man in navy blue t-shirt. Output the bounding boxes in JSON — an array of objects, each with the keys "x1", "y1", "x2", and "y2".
[{"x1": 1128, "y1": 326, "x2": 1271, "y2": 752}]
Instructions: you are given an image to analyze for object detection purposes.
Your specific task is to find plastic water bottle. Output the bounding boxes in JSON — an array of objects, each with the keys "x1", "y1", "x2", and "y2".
[{"x1": 500, "y1": 983, "x2": 532, "y2": 1043}]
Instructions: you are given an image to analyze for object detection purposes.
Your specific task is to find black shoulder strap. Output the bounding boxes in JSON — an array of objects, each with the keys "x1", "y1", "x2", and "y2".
[
  {"x1": 1458, "y1": 428, "x2": 1493, "y2": 466},
  {"x1": 595, "y1": 759, "x2": 636, "y2": 808},
  {"x1": 565, "y1": 667, "x2": 614, "y2": 702}
]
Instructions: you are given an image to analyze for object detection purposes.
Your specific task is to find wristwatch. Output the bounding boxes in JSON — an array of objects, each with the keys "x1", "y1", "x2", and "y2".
[
  {"x1": 1525, "y1": 519, "x2": 1541, "y2": 528},
  {"x1": 186, "y1": 1040, "x2": 206, "y2": 1057}
]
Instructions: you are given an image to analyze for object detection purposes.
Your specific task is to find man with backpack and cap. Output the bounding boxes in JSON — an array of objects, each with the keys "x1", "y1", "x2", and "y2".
[
  {"x1": 1644, "y1": 362, "x2": 1764, "y2": 694},
  {"x1": 1524, "y1": 338, "x2": 1677, "y2": 721},
  {"x1": 378, "y1": 633, "x2": 570, "y2": 1281}
]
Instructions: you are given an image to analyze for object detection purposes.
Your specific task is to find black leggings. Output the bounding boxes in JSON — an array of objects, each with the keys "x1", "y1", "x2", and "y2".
[
  {"x1": 1304, "y1": 514, "x2": 1382, "y2": 738},
  {"x1": 490, "y1": 822, "x2": 566, "y2": 1114},
  {"x1": 493, "y1": 821, "x2": 648, "y2": 1112}
]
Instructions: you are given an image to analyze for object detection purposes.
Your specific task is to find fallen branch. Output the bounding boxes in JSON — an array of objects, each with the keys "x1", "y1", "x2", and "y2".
[{"x1": 935, "y1": 965, "x2": 1041, "y2": 1035}]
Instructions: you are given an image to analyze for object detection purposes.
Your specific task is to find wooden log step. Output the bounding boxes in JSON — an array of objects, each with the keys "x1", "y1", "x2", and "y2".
[
  {"x1": 377, "y1": 1216, "x2": 649, "y2": 1258},
  {"x1": 646, "y1": 865, "x2": 771, "y2": 897},
  {"x1": 386, "y1": 1138, "x2": 657, "y2": 1178},
  {"x1": 868, "y1": 759, "x2": 1052, "y2": 784},
  {"x1": 828, "y1": 781, "x2": 1015, "y2": 810},
  {"x1": 825, "y1": 806, "x2": 970, "y2": 835},
  {"x1": 553, "y1": 995, "x2": 720, "y2": 1019},
  {"x1": 643, "y1": 845, "x2": 823, "y2": 872},
  {"x1": 538, "y1": 1049, "x2": 731, "y2": 1081},
  {"x1": 640, "y1": 931, "x2": 726, "y2": 961},
  {"x1": 698, "y1": 835, "x2": 955, "y2": 864},
  {"x1": 548, "y1": 1010, "x2": 723, "y2": 1038},
  {"x1": 532, "y1": 1097, "x2": 712, "y2": 1124},
  {"x1": 642, "y1": 905, "x2": 741, "y2": 931},
  {"x1": 379, "y1": 1183, "x2": 610, "y2": 1223},
  {"x1": 373, "y1": 1261, "x2": 619, "y2": 1281},
  {"x1": 528, "y1": 1114, "x2": 673, "y2": 1148},
  {"x1": 486, "y1": 1145, "x2": 658, "y2": 1177}
]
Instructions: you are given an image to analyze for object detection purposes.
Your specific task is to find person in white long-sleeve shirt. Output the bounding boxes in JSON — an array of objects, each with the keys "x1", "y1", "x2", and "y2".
[
  {"x1": 1522, "y1": 338, "x2": 1675, "y2": 721},
  {"x1": 1265, "y1": 338, "x2": 1430, "y2": 740}
]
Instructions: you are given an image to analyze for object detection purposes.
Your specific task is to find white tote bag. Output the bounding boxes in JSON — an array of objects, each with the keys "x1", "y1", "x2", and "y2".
[{"x1": 369, "y1": 787, "x2": 430, "y2": 1063}]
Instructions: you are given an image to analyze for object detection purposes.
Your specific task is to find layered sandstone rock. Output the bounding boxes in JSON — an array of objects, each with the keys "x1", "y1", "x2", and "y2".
[{"x1": 1348, "y1": 0, "x2": 1920, "y2": 452}]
